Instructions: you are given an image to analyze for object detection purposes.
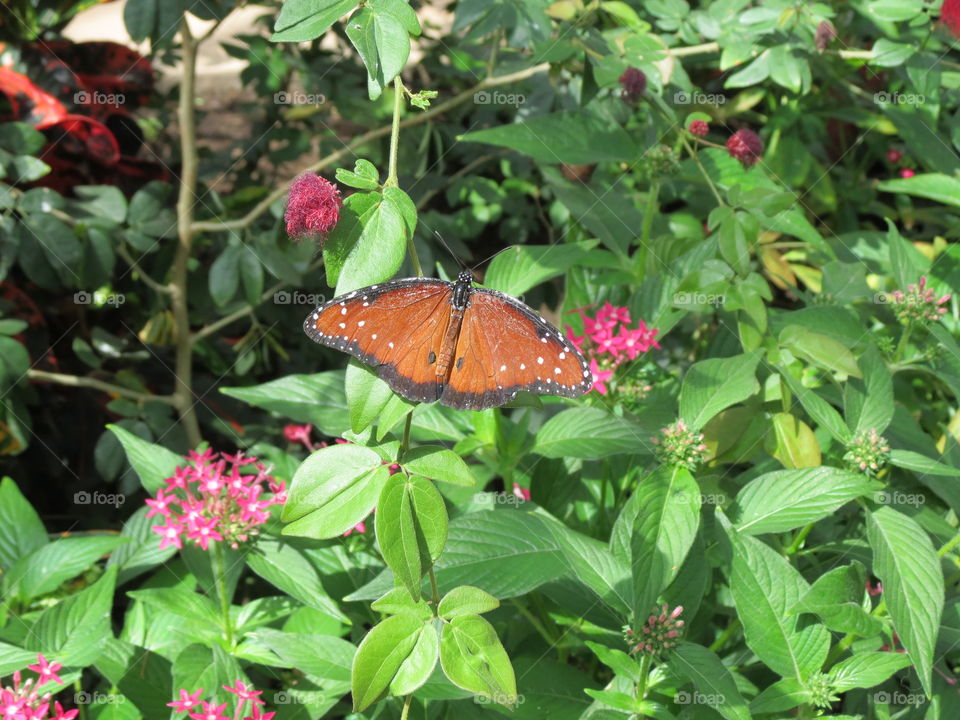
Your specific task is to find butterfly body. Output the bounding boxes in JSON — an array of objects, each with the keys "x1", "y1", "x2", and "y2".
[{"x1": 304, "y1": 271, "x2": 592, "y2": 411}]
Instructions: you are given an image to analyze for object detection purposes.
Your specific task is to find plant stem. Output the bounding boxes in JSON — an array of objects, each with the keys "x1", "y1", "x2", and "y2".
[
  {"x1": 939, "y1": 531, "x2": 960, "y2": 558},
  {"x1": 679, "y1": 133, "x2": 725, "y2": 206},
  {"x1": 386, "y1": 76, "x2": 404, "y2": 187},
  {"x1": 211, "y1": 541, "x2": 234, "y2": 648},
  {"x1": 894, "y1": 325, "x2": 912, "y2": 362},
  {"x1": 171, "y1": 17, "x2": 202, "y2": 447},
  {"x1": 26, "y1": 369, "x2": 177, "y2": 405},
  {"x1": 638, "y1": 181, "x2": 659, "y2": 280},
  {"x1": 428, "y1": 566, "x2": 441, "y2": 604},
  {"x1": 634, "y1": 654, "x2": 652, "y2": 717},
  {"x1": 401, "y1": 410, "x2": 413, "y2": 458},
  {"x1": 784, "y1": 523, "x2": 814, "y2": 555},
  {"x1": 401, "y1": 695, "x2": 412, "y2": 720},
  {"x1": 709, "y1": 618, "x2": 741, "y2": 653}
]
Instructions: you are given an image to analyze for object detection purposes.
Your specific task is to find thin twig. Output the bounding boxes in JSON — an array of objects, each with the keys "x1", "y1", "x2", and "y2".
[
  {"x1": 27, "y1": 369, "x2": 177, "y2": 405},
  {"x1": 115, "y1": 244, "x2": 173, "y2": 294}
]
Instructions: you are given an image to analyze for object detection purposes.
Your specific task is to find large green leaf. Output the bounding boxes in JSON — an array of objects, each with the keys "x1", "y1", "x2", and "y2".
[
  {"x1": 106, "y1": 506, "x2": 178, "y2": 585},
  {"x1": 679, "y1": 352, "x2": 762, "y2": 430},
  {"x1": 672, "y1": 643, "x2": 751, "y2": 720},
  {"x1": 877, "y1": 173, "x2": 960, "y2": 208},
  {"x1": 351, "y1": 614, "x2": 424, "y2": 711},
  {"x1": 723, "y1": 517, "x2": 830, "y2": 681},
  {"x1": 780, "y1": 326, "x2": 862, "y2": 378},
  {"x1": 0, "y1": 477, "x2": 47, "y2": 572},
  {"x1": 107, "y1": 424, "x2": 183, "y2": 494},
  {"x1": 734, "y1": 467, "x2": 879, "y2": 535},
  {"x1": 251, "y1": 627, "x2": 355, "y2": 682},
  {"x1": 272, "y1": 0, "x2": 357, "y2": 41},
  {"x1": 484, "y1": 241, "x2": 599, "y2": 296},
  {"x1": 533, "y1": 407, "x2": 652, "y2": 459},
  {"x1": 462, "y1": 111, "x2": 639, "y2": 165},
  {"x1": 221, "y1": 371, "x2": 349, "y2": 436},
  {"x1": 282, "y1": 444, "x2": 389, "y2": 539},
  {"x1": 7, "y1": 535, "x2": 127, "y2": 602},
  {"x1": 792, "y1": 562, "x2": 883, "y2": 636},
  {"x1": 843, "y1": 347, "x2": 893, "y2": 435},
  {"x1": 867, "y1": 507, "x2": 943, "y2": 695},
  {"x1": 336, "y1": 190, "x2": 408, "y2": 293},
  {"x1": 440, "y1": 614, "x2": 516, "y2": 706}
]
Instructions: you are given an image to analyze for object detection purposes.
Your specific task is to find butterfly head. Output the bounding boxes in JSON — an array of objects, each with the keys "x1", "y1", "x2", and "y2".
[{"x1": 456, "y1": 270, "x2": 474, "y2": 284}]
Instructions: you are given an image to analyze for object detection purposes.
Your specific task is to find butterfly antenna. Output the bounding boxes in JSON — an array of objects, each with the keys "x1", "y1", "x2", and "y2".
[{"x1": 433, "y1": 231, "x2": 468, "y2": 270}]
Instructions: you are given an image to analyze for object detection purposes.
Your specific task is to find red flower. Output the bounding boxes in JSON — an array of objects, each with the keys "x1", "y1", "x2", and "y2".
[
  {"x1": 726, "y1": 128, "x2": 764, "y2": 168},
  {"x1": 900, "y1": 168, "x2": 915, "y2": 178},
  {"x1": 619, "y1": 67, "x2": 646, "y2": 103},
  {"x1": 688, "y1": 120, "x2": 709, "y2": 137},
  {"x1": 943, "y1": 0, "x2": 960, "y2": 37},
  {"x1": 284, "y1": 173, "x2": 342, "y2": 240}
]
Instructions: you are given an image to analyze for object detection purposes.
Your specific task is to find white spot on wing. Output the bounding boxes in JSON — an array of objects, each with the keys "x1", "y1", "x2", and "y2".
[{"x1": 537, "y1": 357, "x2": 544, "y2": 365}]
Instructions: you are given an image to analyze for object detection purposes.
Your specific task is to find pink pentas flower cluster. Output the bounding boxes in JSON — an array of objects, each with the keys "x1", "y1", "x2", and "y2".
[
  {"x1": 149, "y1": 450, "x2": 286, "y2": 551},
  {"x1": 1, "y1": 654, "x2": 76, "y2": 720},
  {"x1": 168, "y1": 681, "x2": 273, "y2": 720},
  {"x1": 889, "y1": 275, "x2": 951, "y2": 324},
  {"x1": 566, "y1": 303, "x2": 660, "y2": 395}
]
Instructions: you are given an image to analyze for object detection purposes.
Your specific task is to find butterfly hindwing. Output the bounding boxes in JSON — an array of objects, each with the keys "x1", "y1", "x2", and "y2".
[
  {"x1": 304, "y1": 279, "x2": 454, "y2": 403},
  {"x1": 441, "y1": 288, "x2": 592, "y2": 410}
]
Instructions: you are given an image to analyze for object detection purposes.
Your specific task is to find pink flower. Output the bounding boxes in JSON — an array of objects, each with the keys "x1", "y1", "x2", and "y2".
[
  {"x1": 27, "y1": 655, "x2": 63, "y2": 687},
  {"x1": 52, "y1": 702, "x2": 78, "y2": 720},
  {"x1": 189, "y1": 701, "x2": 230, "y2": 720},
  {"x1": 284, "y1": 173, "x2": 342, "y2": 241},
  {"x1": 590, "y1": 358, "x2": 614, "y2": 395},
  {"x1": 511, "y1": 483, "x2": 531, "y2": 501},
  {"x1": 344, "y1": 520, "x2": 366, "y2": 537},
  {"x1": 899, "y1": 168, "x2": 915, "y2": 178},
  {"x1": 282, "y1": 424, "x2": 315, "y2": 451},
  {"x1": 147, "y1": 452, "x2": 285, "y2": 551},
  {"x1": 943, "y1": 0, "x2": 960, "y2": 37},
  {"x1": 223, "y1": 681, "x2": 263, "y2": 706},
  {"x1": 169, "y1": 689, "x2": 205, "y2": 712},
  {"x1": 726, "y1": 128, "x2": 764, "y2": 168}
]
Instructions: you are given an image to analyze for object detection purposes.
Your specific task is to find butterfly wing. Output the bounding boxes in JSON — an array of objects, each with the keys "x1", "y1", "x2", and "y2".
[
  {"x1": 304, "y1": 279, "x2": 455, "y2": 404},
  {"x1": 440, "y1": 288, "x2": 592, "y2": 411}
]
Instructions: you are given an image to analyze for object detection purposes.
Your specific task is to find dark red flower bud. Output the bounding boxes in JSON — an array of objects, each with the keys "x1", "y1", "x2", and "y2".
[
  {"x1": 619, "y1": 67, "x2": 646, "y2": 103},
  {"x1": 943, "y1": 0, "x2": 960, "y2": 38},
  {"x1": 726, "y1": 128, "x2": 764, "y2": 169},
  {"x1": 815, "y1": 21, "x2": 837, "y2": 52},
  {"x1": 886, "y1": 149, "x2": 903, "y2": 164},
  {"x1": 688, "y1": 120, "x2": 709, "y2": 137},
  {"x1": 284, "y1": 173, "x2": 342, "y2": 241}
]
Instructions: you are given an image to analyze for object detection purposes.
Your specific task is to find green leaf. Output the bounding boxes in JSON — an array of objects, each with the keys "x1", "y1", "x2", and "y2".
[
  {"x1": 28, "y1": 566, "x2": 116, "y2": 666},
  {"x1": 375, "y1": 474, "x2": 448, "y2": 599},
  {"x1": 735, "y1": 467, "x2": 879, "y2": 535},
  {"x1": 347, "y1": 510, "x2": 566, "y2": 600},
  {"x1": 793, "y1": 562, "x2": 883, "y2": 636},
  {"x1": 371, "y1": 587, "x2": 433, "y2": 619},
  {"x1": 440, "y1": 614, "x2": 517, "y2": 706},
  {"x1": 220, "y1": 371, "x2": 349, "y2": 436},
  {"x1": 7, "y1": 535, "x2": 127, "y2": 602},
  {"x1": 723, "y1": 517, "x2": 830, "y2": 680},
  {"x1": 351, "y1": 614, "x2": 424, "y2": 711},
  {"x1": 872, "y1": 38, "x2": 915, "y2": 67},
  {"x1": 843, "y1": 347, "x2": 893, "y2": 435},
  {"x1": 238, "y1": 246, "x2": 263, "y2": 306},
  {"x1": 627, "y1": 466, "x2": 701, "y2": 618},
  {"x1": 889, "y1": 449, "x2": 960, "y2": 477},
  {"x1": 391, "y1": 621, "x2": 438, "y2": 695},
  {"x1": 246, "y1": 537, "x2": 350, "y2": 621},
  {"x1": 868, "y1": 0, "x2": 924, "y2": 21},
  {"x1": 347, "y1": 361, "x2": 394, "y2": 434},
  {"x1": 251, "y1": 627, "x2": 355, "y2": 682},
  {"x1": 172, "y1": 644, "x2": 242, "y2": 705},
  {"x1": 272, "y1": 0, "x2": 357, "y2": 42},
  {"x1": 106, "y1": 506, "x2": 178, "y2": 585},
  {"x1": 533, "y1": 407, "x2": 651, "y2": 459},
  {"x1": 781, "y1": 326, "x2": 862, "y2": 378},
  {"x1": 867, "y1": 507, "x2": 943, "y2": 695},
  {"x1": 584, "y1": 641, "x2": 641, "y2": 683},
  {"x1": 672, "y1": 643, "x2": 751, "y2": 720},
  {"x1": 0, "y1": 122, "x2": 45, "y2": 155},
  {"x1": 209, "y1": 244, "x2": 241, "y2": 306},
  {"x1": 107, "y1": 425, "x2": 182, "y2": 494},
  {"x1": 128, "y1": 585, "x2": 221, "y2": 628},
  {"x1": 828, "y1": 651, "x2": 914, "y2": 691},
  {"x1": 0, "y1": 477, "x2": 47, "y2": 572},
  {"x1": 402, "y1": 445, "x2": 475, "y2": 487},
  {"x1": 778, "y1": 369, "x2": 852, "y2": 443},
  {"x1": 336, "y1": 192, "x2": 406, "y2": 294},
  {"x1": 94, "y1": 638, "x2": 172, "y2": 719},
  {"x1": 127, "y1": 181, "x2": 175, "y2": 238},
  {"x1": 484, "y1": 241, "x2": 599, "y2": 296},
  {"x1": 877, "y1": 173, "x2": 960, "y2": 208},
  {"x1": 438, "y1": 586, "x2": 500, "y2": 619},
  {"x1": 74, "y1": 185, "x2": 127, "y2": 224},
  {"x1": 123, "y1": 0, "x2": 157, "y2": 41},
  {"x1": 545, "y1": 518, "x2": 631, "y2": 616},
  {"x1": 282, "y1": 444, "x2": 389, "y2": 538},
  {"x1": 462, "y1": 110, "x2": 639, "y2": 165},
  {"x1": 323, "y1": 191, "x2": 380, "y2": 288},
  {"x1": 679, "y1": 352, "x2": 762, "y2": 430}
]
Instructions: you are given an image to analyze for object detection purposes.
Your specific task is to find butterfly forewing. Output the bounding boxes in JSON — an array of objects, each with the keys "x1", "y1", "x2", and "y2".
[
  {"x1": 304, "y1": 279, "x2": 454, "y2": 403},
  {"x1": 441, "y1": 288, "x2": 592, "y2": 410}
]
